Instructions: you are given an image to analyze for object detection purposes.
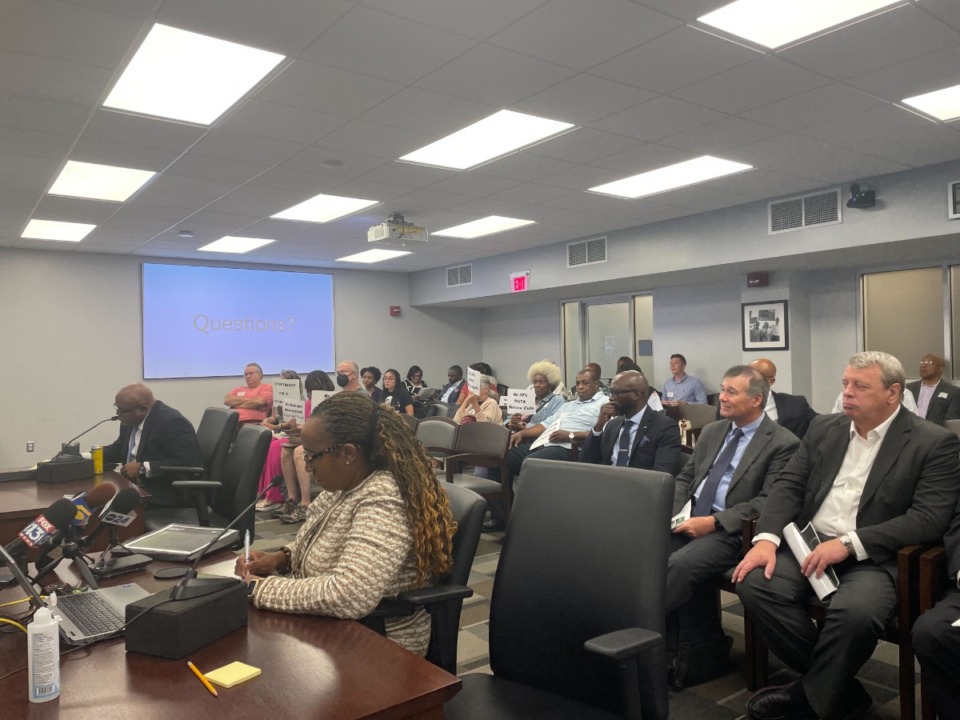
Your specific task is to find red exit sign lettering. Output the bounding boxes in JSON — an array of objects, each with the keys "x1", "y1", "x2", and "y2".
[{"x1": 510, "y1": 271, "x2": 530, "y2": 293}]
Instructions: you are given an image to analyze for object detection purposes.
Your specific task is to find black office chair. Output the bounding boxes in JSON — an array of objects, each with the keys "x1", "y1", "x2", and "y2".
[
  {"x1": 445, "y1": 422, "x2": 510, "y2": 516},
  {"x1": 445, "y1": 459, "x2": 674, "y2": 720},
  {"x1": 154, "y1": 406, "x2": 238, "y2": 518},
  {"x1": 146, "y1": 424, "x2": 271, "y2": 542},
  {"x1": 416, "y1": 417, "x2": 460, "y2": 463},
  {"x1": 362, "y1": 482, "x2": 487, "y2": 674}
]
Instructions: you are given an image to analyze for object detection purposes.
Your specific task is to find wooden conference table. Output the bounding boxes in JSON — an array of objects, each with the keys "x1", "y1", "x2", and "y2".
[
  {"x1": 0, "y1": 555, "x2": 461, "y2": 720},
  {"x1": 0, "y1": 471, "x2": 146, "y2": 555}
]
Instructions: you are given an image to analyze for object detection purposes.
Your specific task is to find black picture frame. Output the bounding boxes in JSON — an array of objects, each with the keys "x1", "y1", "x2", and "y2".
[{"x1": 742, "y1": 300, "x2": 789, "y2": 351}]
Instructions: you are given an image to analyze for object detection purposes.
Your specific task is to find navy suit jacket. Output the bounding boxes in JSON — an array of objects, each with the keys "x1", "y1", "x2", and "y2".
[
  {"x1": 906, "y1": 379, "x2": 960, "y2": 426},
  {"x1": 580, "y1": 409, "x2": 682, "y2": 476},
  {"x1": 758, "y1": 410, "x2": 960, "y2": 573},
  {"x1": 772, "y1": 391, "x2": 817, "y2": 440}
]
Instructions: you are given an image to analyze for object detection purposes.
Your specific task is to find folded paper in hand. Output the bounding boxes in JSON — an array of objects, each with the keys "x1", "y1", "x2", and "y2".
[{"x1": 783, "y1": 521, "x2": 839, "y2": 600}]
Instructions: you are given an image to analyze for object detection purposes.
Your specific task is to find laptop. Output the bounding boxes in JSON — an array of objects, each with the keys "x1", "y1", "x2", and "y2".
[{"x1": 0, "y1": 545, "x2": 149, "y2": 645}]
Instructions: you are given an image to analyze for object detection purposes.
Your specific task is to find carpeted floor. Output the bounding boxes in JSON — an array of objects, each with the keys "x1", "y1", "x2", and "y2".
[{"x1": 254, "y1": 513, "x2": 917, "y2": 719}]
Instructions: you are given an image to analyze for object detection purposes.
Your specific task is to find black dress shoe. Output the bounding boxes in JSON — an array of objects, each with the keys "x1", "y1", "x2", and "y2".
[{"x1": 746, "y1": 683, "x2": 817, "y2": 720}]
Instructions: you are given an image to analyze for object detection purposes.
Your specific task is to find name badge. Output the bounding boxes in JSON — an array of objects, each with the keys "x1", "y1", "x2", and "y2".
[
  {"x1": 939, "y1": 392, "x2": 949, "y2": 399},
  {"x1": 666, "y1": 391, "x2": 675, "y2": 399}
]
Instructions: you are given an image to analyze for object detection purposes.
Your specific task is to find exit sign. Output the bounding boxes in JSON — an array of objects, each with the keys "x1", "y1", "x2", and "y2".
[{"x1": 510, "y1": 271, "x2": 530, "y2": 293}]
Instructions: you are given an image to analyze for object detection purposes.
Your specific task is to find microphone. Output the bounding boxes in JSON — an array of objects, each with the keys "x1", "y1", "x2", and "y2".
[
  {"x1": 170, "y1": 474, "x2": 284, "y2": 600},
  {"x1": 89, "y1": 487, "x2": 152, "y2": 579},
  {"x1": 50, "y1": 416, "x2": 119, "y2": 463},
  {"x1": 0, "y1": 499, "x2": 77, "y2": 578},
  {"x1": 69, "y1": 484, "x2": 118, "y2": 528}
]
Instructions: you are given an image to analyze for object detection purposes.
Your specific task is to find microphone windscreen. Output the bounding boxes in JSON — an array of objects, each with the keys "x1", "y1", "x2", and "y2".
[
  {"x1": 111, "y1": 487, "x2": 142, "y2": 515},
  {"x1": 84, "y1": 483, "x2": 118, "y2": 510},
  {"x1": 45, "y1": 498, "x2": 81, "y2": 530}
]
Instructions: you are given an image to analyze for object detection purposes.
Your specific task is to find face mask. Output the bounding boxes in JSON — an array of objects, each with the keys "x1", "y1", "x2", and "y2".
[{"x1": 336, "y1": 373, "x2": 349, "y2": 388}]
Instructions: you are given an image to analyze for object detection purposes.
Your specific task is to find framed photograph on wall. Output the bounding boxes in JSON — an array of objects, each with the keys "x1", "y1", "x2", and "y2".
[{"x1": 742, "y1": 300, "x2": 789, "y2": 351}]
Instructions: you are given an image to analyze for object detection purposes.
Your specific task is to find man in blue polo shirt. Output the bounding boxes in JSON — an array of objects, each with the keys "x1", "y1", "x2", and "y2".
[{"x1": 663, "y1": 354, "x2": 708, "y2": 404}]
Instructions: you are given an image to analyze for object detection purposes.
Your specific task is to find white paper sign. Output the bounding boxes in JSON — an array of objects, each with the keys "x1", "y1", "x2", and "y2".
[
  {"x1": 310, "y1": 390, "x2": 336, "y2": 406},
  {"x1": 530, "y1": 417, "x2": 563, "y2": 451},
  {"x1": 273, "y1": 378, "x2": 301, "y2": 401},
  {"x1": 466, "y1": 367, "x2": 481, "y2": 394},
  {"x1": 282, "y1": 398, "x2": 307, "y2": 423},
  {"x1": 507, "y1": 389, "x2": 536, "y2": 415},
  {"x1": 670, "y1": 500, "x2": 691, "y2": 530}
]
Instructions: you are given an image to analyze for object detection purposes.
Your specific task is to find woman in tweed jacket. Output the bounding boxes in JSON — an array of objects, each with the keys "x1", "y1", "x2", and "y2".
[{"x1": 237, "y1": 392, "x2": 456, "y2": 655}]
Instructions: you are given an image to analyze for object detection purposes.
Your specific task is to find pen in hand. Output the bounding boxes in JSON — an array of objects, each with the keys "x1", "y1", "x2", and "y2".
[
  {"x1": 187, "y1": 660, "x2": 218, "y2": 698},
  {"x1": 244, "y1": 530, "x2": 251, "y2": 564}
]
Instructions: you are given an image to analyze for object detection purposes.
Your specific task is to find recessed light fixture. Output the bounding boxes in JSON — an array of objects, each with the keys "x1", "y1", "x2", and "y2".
[
  {"x1": 21, "y1": 219, "x2": 96, "y2": 242},
  {"x1": 588, "y1": 156, "x2": 753, "y2": 199},
  {"x1": 272, "y1": 193, "x2": 379, "y2": 223},
  {"x1": 103, "y1": 23, "x2": 285, "y2": 125},
  {"x1": 48, "y1": 160, "x2": 156, "y2": 202},
  {"x1": 198, "y1": 236, "x2": 275, "y2": 253},
  {"x1": 902, "y1": 82, "x2": 960, "y2": 122},
  {"x1": 698, "y1": 0, "x2": 901, "y2": 50},
  {"x1": 337, "y1": 249, "x2": 412, "y2": 263},
  {"x1": 400, "y1": 110, "x2": 576, "y2": 170},
  {"x1": 433, "y1": 216, "x2": 536, "y2": 239}
]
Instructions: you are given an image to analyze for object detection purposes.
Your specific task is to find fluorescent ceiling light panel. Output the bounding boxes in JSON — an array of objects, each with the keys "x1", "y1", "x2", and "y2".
[
  {"x1": 103, "y1": 23, "x2": 285, "y2": 125},
  {"x1": 400, "y1": 110, "x2": 575, "y2": 170},
  {"x1": 272, "y1": 193, "x2": 379, "y2": 223},
  {"x1": 48, "y1": 161, "x2": 156, "y2": 202},
  {"x1": 698, "y1": 0, "x2": 901, "y2": 49},
  {"x1": 198, "y1": 236, "x2": 275, "y2": 253},
  {"x1": 434, "y1": 216, "x2": 536, "y2": 239},
  {"x1": 21, "y1": 219, "x2": 96, "y2": 242},
  {"x1": 902, "y1": 83, "x2": 960, "y2": 121},
  {"x1": 588, "y1": 156, "x2": 753, "y2": 199},
  {"x1": 337, "y1": 249, "x2": 412, "y2": 263}
]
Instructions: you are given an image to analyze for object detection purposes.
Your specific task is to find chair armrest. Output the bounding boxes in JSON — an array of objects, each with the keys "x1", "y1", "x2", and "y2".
[
  {"x1": 157, "y1": 465, "x2": 205, "y2": 476},
  {"x1": 584, "y1": 627, "x2": 663, "y2": 661},
  {"x1": 365, "y1": 597, "x2": 416, "y2": 619},
  {"x1": 171, "y1": 480, "x2": 222, "y2": 490},
  {"x1": 740, "y1": 514, "x2": 759, "y2": 555},
  {"x1": 398, "y1": 584, "x2": 473, "y2": 606},
  {"x1": 919, "y1": 544, "x2": 947, "y2": 613}
]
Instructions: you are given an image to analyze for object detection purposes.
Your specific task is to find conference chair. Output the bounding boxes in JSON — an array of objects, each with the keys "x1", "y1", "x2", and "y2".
[
  {"x1": 145, "y1": 424, "x2": 271, "y2": 542},
  {"x1": 401, "y1": 413, "x2": 420, "y2": 434},
  {"x1": 416, "y1": 417, "x2": 459, "y2": 464},
  {"x1": 943, "y1": 418, "x2": 960, "y2": 438},
  {"x1": 445, "y1": 422, "x2": 510, "y2": 519},
  {"x1": 156, "y1": 406, "x2": 238, "y2": 496},
  {"x1": 918, "y1": 543, "x2": 949, "y2": 720},
  {"x1": 361, "y1": 483, "x2": 487, "y2": 674},
  {"x1": 445, "y1": 459, "x2": 673, "y2": 720}
]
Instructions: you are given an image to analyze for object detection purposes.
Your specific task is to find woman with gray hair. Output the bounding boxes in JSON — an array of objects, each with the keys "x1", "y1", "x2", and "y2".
[
  {"x1": 454, "y1": 374, "x2": 503, "y2": 424},
  {"x1": 506, "y1": 359, "x2": 565, "y2": 434}
]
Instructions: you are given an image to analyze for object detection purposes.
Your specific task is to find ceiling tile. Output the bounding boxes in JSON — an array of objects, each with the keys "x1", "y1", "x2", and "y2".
[
  {"x1": 590, "y1": 25, "x2": 758, "y2": 93},
  {"x1": 742, "y1": 83, "x2": 889, "y2": 131},
  {"x1": 416, "y1": 43, "x2": 576, "y2": 107},
  {"x1": 32, "y1": 195, "x2": 118, "y2": 224},
  {"x1": 0, "y1": 49, "x2": 112, "y2": 105},
  {"x1": 314, "y1": 120, "x2": 431, "y2": 160},
  {"x1": 660, "y1": 116, "x2": 783, "y2": 153},
  {"x1": 301, "y1": 6, "x2": 473, "y2": 84},
  {"x1": 780, "y1": 5, "x2": 960, "y2": 81},
  {"x1": 530, "y1": 128, "x2": 640, "y2": 164},
  {"x1": 0, "y1": 127, "x2": 74, "y2": 161},
  {"x1": 845, "y1": 44, "x2": 960, "y2": 102},
  {"x1": 673, "y1": 57, "x2": 831, "y2": 115},
  {"x1": 219, "y1": 100, "x2": 346, "y2": 145},
  {"x1": 389, "y1": 187, "x2": 474, "y2": 211},
  {"x1": 166, "y1": 155, "x2": 271, "y2": 184},
  {"x1": 0, "y1": 93, "x2": 91, "y2": 136},
  {"x1": 593, "y1": 95, "x2": 726, "y2": 141},
  {"x1": 632, "y1": 0, "x2": 728, "y2": 24},
  {"x1": 475, "y1": 153, "x2": 577, "y2": 182},
  {"x1": 591, "y1": 142, "x2": 697, "y2": 173},
  {"x1": 283, "y1": 146, "x2": 390, "y2": 178},
  {"x1": 359, "y1": 0, "x2": 548, "y2": 42},
  {"x1": 514, "y1": 74, "x2": 656, "y2": 125},
  {"x1": 488, "y1": 0, "x2": 679, "y2": 71},
  {"x1": 69, "y1": 137, "x2": 179, "y2": 171},
  {"x1": 84, "y1": 109, "x2": 207, "y2": 153},
  {"x1": 361, "y1": 87, "x2": 495, "y2": 136},
  {"x1": 257, "y1": 60, "x2": 404, "y2": 117},
  {"x1": 360, "y1": 162, "x2": 456, "y2": 189},
  {"x1": 190, "y1": 129, "x2": 305, "y2": 166}
]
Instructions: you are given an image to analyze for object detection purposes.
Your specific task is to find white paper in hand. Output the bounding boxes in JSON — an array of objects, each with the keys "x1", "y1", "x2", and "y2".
[{"x1": 670, "y1": 500, "x2": 691, "y2": 530}]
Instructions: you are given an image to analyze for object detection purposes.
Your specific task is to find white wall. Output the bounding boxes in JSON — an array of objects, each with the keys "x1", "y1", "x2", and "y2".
[
  {"x1": 1, "y1": 249, "x2": 481, "y2": 466},
  {"x1": 479, "y1": 299, "x2": 561, "y2": 388}
]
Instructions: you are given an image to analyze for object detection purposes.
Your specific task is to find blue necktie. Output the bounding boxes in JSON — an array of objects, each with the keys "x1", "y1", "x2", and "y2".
[
  {"x1": 693, "y1": 427, "x2": 743, "y2": 516},
  {"x1": 615, "y1": 420, "x2": 634, "y2": 466}
]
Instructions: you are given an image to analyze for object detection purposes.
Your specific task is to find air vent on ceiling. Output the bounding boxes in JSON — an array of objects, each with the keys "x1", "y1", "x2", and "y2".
[
  {"x1": 568, "y1": 236, "x2": 607, "y2": 268},
  {"x1": 769, "y1": 189, "x2": 841, "y2": 234},
  {"x1": 446, "y1": 264, "x2": 472, "y2": 288}
]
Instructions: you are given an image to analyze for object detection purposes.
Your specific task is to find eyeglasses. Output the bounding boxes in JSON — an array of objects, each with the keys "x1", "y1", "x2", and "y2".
[
  {"x1": 303, "y1": 443, "x2": 343, "y2": 467},
  {"x1": 114, "y1": 405, "x2": 138, "y2": 416},
  {"x1": 919, "y1": 361, "x2": 936, "y2": 366}
]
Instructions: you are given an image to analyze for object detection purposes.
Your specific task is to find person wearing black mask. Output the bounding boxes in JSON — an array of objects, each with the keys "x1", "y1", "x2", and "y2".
[{"x1": 335, "y1": 361, "x2": 365, "y2": 394}]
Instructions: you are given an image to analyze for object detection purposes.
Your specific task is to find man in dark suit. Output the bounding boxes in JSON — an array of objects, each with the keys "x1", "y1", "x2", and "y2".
[
  {"x1": 733, "y1": 352, "x2": 960, "y2": 720},
  {"x1": 906, "y1": 353, "x2": 960, "y2": 426},
  {"x1": 750, "y1": 358, "x2": 817, "y2": 439},
  {"x1": 668, "y1": 365, "x2": 799, "y2": 612},
  {"x1": 438, "y1": 365, "x2": 466, "y2": 404},
  {"x1": 580, "y1": 370, "x2": 681, "y2": 476},
  {"x1": 103, "y1": 383, "x2": 202, "y2": 507},
  {"x1": 912, "y1": 492, "x2": 960, "y2": 720}
]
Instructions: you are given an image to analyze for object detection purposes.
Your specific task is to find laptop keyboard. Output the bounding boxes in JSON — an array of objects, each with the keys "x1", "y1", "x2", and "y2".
[{"x1": 58, "y1": 592, "x2": 124, "y2": 638}]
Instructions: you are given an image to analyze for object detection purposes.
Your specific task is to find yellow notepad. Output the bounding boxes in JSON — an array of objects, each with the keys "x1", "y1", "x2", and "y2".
[{"x1": 203, "y1": 661, "x2": 262, "y2": 689}]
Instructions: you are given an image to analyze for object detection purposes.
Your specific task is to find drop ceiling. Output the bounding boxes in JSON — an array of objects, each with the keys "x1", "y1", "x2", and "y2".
[{"x1": 1, "y1": 0, "x2": 959, "y2": 271}]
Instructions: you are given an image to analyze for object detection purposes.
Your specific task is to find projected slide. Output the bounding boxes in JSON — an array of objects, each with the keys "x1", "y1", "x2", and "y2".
[{"x1": 142, "y1": 264, "x2": 334, "y2": 378}]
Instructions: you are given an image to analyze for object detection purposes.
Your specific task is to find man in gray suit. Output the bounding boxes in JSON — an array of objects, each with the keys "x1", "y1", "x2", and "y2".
[
  {"x1": 906, "y1": 353, "x2": 960, "y2": 426},
  {"x1": 668, "y1": 365, "x2": 799, "y2": 612},
  {"x1": 734, "y1": 352, "x2": 960, "y2": 720}
]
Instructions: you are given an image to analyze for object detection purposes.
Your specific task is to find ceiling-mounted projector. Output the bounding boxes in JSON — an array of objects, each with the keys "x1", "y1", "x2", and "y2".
[
  {"x1": 846, "y1": 182, "x2": 875, "y2": 209},
  {"x1": 368, "y1": 213, "x2": 428, "y2": 244}
]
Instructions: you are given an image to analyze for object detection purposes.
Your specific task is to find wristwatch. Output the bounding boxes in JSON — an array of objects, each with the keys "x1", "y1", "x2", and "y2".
[
  {"x1": 137, "y1": 463, "x2": 147, "y2": 478},
  {"x1": 568, "y1": 432, "x2": 575, "y2": 441},
  {"x1": 838, "y1": 534, "x2": 856, "y2": 558},
  {"x1": 713, "y1": 515, "x2": 723, "y2": 533},
  {"x1": 246, "y1": 578, "x2": 260, "y2": 598}
]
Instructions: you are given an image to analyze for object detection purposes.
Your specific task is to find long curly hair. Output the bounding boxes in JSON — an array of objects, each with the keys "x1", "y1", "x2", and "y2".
[{"x1": 311, "y1": 393, "x2": 455, "y2": 585}]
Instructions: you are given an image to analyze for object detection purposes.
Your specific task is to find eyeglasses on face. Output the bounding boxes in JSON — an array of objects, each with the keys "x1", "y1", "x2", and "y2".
[
  {"x1": 114, "y1": 405, "x2": 139, "y2": 416},
  {"x1": 303, "y1": 443, "x2": 344, "y2": 466}
]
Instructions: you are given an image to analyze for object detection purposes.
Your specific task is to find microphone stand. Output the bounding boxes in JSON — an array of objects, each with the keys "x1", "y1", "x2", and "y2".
[
  {"x1": 31, "y1": 527, "x2": 100, "y2": 589},
  {"x1": 169, "y1": 476, "x2": 283, "y2": 601},
  {"x1": 50, "y1": 416, "x2": 119, "y2": 463}
]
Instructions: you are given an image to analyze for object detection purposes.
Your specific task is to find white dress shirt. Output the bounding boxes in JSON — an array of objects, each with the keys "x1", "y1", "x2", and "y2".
[
  {"x1": 764, "y1": 391, "x2": 779, "y2": 424},
  {"x1": 591, "y1": 406, "x2": 647, "y2": 465}
]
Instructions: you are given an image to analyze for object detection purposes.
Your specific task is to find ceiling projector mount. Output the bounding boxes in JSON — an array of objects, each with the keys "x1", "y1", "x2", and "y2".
[
  {"x1": 846, "y1": 182, "x2": 875, "y2": 209},
  {"x1": 368, "y1": 212, "x2": 428, "y2": 245}
]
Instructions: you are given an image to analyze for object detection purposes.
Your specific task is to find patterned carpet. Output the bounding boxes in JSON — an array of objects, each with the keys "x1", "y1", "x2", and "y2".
[{"x1": 253, "y1": 514, "x2": 917, "y2": 719}]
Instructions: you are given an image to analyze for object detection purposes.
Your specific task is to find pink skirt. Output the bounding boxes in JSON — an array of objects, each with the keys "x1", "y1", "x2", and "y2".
[{"x1": 257, "y1": 436, "x2": 287, "y2": 503}]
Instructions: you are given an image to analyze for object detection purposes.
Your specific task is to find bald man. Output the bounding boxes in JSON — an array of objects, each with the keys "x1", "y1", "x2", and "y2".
[
  {"x1": 749, "y1": 358, "x2": 817, "y2": 439},
  {"x1": 103, "y1": 384, "x2": 202, "y2": 507},
  {"x1": 906, "y1": 353, "x2": 960, "y2": 426}
]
